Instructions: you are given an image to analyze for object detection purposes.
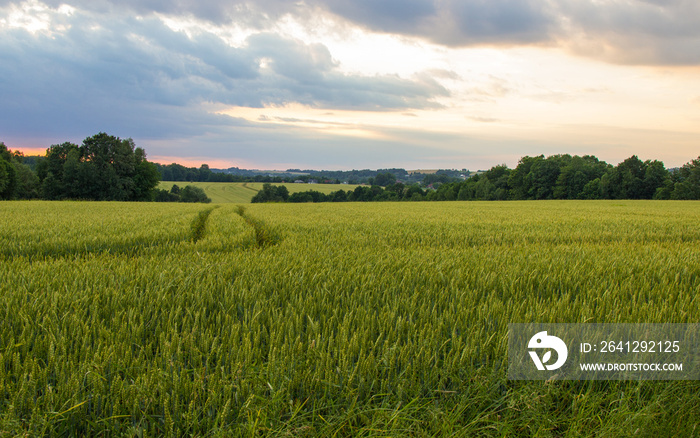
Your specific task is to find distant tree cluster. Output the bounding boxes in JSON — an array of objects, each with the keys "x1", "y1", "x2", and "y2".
[
  {"x1": 156, "y1": 163, "x2": 213, "y2": 182},
  {"x1": 157, "y1": 163, "x2": 426, "y2": 185},
  {"x1": 320, "y1": 168, "x2": 411, "y2": 185},
  {"x1": 368, "y1": 172, "x2": 397, "y2": 186},
  {"x1": 252, "y1": 154, "x2": 700, "y2": 203},
  {"x1": 251, "y1": 182, "x2": 426, "y2": 203},
  {"x1": 251, "y1": 184, "x2": 290, "y2": 203},
  {"x1": 422, "y1": 172, "x2": 461, "y2": 187},
  {"x1": 156, "y1": 162, "x2": 330, "y2": 183},
  {"x1": 1, "y1": 133, "x2": 206, "y2": 202},
  {"x1": 154, "y1": 184, "x2": 212, "y2": 203},
  {"x1": 157, "y1": 162, "x2": 469, "y2": 186}
]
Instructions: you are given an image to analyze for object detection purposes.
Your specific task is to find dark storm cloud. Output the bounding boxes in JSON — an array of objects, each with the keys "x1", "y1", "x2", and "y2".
[
  {"x1": 16, "y1": 0, "x2": 699, "y2": 65},
  {"x1": 318, "y1": 0, "x2": 700, "y2": 64},
  {"x1": 0, "y1": 8, "x2": 447, "y2": 142}
]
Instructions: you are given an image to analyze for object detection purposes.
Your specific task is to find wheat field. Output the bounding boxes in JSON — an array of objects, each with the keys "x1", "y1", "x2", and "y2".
[{"x1": 1, "y1": 200, "x2": 698, "y2": 436}]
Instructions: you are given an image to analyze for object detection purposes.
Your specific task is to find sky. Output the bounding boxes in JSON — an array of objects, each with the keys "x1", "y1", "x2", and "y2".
[{"x1": 1, "y1": 0, "x2": 699, "y2": 170}]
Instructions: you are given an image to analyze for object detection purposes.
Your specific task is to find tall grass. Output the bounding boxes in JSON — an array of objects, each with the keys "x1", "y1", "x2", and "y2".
[{"x1": 0, "y1": 200, "x2": 698, "y2": 436}]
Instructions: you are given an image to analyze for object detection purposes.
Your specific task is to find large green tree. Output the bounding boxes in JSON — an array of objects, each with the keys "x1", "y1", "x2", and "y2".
[{"x1": 37, "y1": 133, "x2": 160, "y2": 201}]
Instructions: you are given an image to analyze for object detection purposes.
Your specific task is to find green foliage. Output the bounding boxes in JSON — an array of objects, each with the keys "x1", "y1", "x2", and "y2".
[
  {"x1": 134, "y1": 151, "x2": 162, "y2": 201},
  {"x1": 35, "y1": 133, "x2": 160, "y2": 201},
  {"x1": 0, "y1": 158, "x2": 11, "y2": 199},
  {"x1": 153, "y1": 187, "x2": 180, "y2": 202},
  {"x1": 369, "y1": 172, "x2": 397, "y2": 186},
  {"x1": 153, "y1": 184, "x2": 212, "y2": 203},
  {"x1": 253, "y1": 155, "x2": 699, "y2": 204},
  {"x1": 670, "y1": 157, "x2": 700, "y2": 200},
  {"x1": 251, "y1": 183, "x2": 290, "y2": 203},
  {"x1": 156, "y1": 163, "x2": 414, "y2": 185},
  {"x1": 288, "y1": 191, "x2": 315, "y2": 203},
  {"x1": 0, "y1": 142, "x2": 17, "y2": 200},
  {"x1": 422, "y1": 172, "x2": 459, "y2": 186},
  {"x1": 11, "y1": 161, "x2": 40, "y2": 199},
  {"x1": 4, "y1": 141, "x2": 700, "y2": 204},
  {"x1": 180, "y1": 185, "x2": 212, "y2": 203},
  {"x1": 553, "y1": 155, "x2": 609, "y2": 199}
]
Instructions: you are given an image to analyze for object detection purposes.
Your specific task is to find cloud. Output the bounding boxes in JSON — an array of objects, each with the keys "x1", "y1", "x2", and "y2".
[
  {"x1": 7, "y1": 0, "x2": 700, "y2": 65},
  {"x1": 318, "y1": 0, "x2": 700, "y2": 65},
  {"x1": 0, "y1": 6, "x2": 448, "y2": 144},
  {"x1": 432, "y1": 0, "x2": 557, "y2": 46},
  {"x1": 319, "y1": 0, "x2": 700, "y2": 65},
  {"x1": 162, "y1": 0, "x2": 555, "y2": 46},
  {"x1": 2, "y1": 0, "x2": 698, "y2": 170},
  {"x1": 558, "y1": 0, "x2": 700, "y2": 65}
]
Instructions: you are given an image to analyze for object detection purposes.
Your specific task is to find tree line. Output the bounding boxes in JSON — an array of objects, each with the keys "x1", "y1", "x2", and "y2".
[
  {"x1": 156, "y1": 163, "x2": 437, "y2": 185},
  {"x1": 0, "y1": 134, "x2": 210, "y2": 202},
  {"x1": 4, "y1": 140, "x2": 699, "y2": 203},
  {"x1": 156, "y1": 162, "x2": 329, "y2": 183},
  {"x1": 252, "y1": 154, "x2": 700, "y2": 203}
]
